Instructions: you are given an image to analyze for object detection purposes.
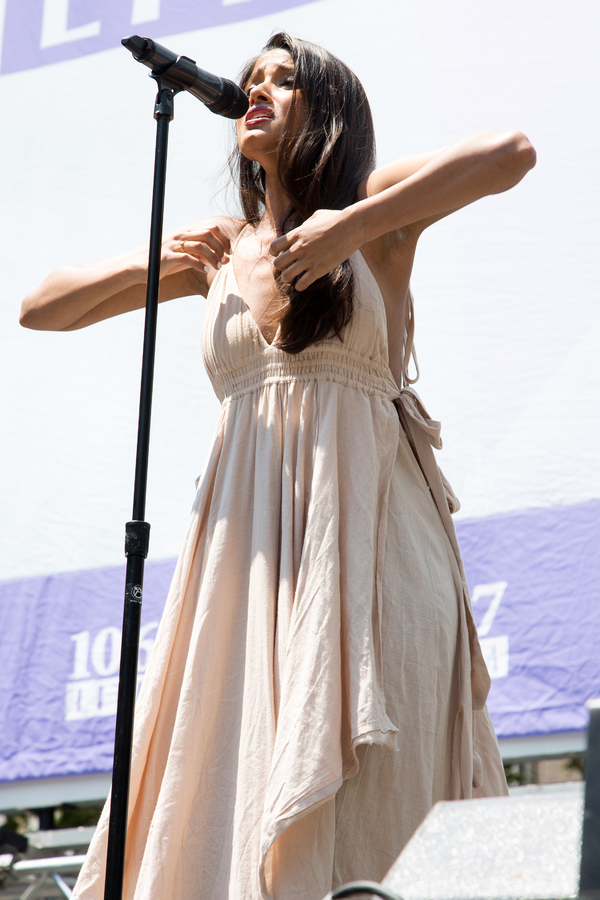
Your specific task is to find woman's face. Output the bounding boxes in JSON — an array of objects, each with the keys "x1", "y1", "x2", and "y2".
[{"x1": 236, "y1": 49, "x2": 304, "y2": 166}]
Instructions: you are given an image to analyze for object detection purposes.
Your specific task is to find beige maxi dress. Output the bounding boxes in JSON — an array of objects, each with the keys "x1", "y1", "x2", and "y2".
[{"x1": 72, "y1": 246, "x2": 507, "y2": 900}]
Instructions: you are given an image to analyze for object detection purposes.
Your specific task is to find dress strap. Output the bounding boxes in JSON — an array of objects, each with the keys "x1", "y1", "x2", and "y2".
[
  {"x1": 402, "y1": 287, "x2": 420, "y2": 387},
  {"x1": 232, "y1": 221, "x2": 250, "y2": 255}
]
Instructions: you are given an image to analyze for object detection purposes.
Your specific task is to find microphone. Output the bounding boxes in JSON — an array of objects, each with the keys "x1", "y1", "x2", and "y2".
[{"x1": 121, "y1": 35, "x2": 249, "y2": 120}]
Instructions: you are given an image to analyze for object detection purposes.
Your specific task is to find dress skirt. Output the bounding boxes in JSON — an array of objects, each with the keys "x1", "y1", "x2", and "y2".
[{"x1": 71, "y1": 250, "x2": 507, "y2": 900}]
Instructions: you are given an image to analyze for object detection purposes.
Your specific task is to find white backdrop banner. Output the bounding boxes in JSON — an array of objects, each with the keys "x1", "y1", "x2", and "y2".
[{"x1": 0, "y1": 0, "x2": 599, "y2": 773}]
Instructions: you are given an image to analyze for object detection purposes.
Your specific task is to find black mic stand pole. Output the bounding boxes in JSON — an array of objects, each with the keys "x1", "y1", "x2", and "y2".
[{"x1": 103, "y1": 79, "x2": 179, "y2": 900}]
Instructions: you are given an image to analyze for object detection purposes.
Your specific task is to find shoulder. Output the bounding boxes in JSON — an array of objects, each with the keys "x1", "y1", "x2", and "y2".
[{"x1": 176, "y1": 215, "x2": 246, "y2": 243}]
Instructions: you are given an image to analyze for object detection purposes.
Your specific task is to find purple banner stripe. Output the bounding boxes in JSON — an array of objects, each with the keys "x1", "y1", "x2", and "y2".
[
  {"x1": 455, "y1": 499, "x2": 600, "y2": 740},
  {"x1": 1, "y1": 499, "x2": 599, "y2": 782},
  {"x1": 0, "y1": 559, "x2": 176, "y2": 781},
  {"x1": 1, "y1": 0, "x2": 315, "y2": 76}
]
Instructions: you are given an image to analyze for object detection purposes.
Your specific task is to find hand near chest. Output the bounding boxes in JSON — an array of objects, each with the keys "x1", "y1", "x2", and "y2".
[{"x1": 269, "y1": 208, "x2": 364, "y2": 292}]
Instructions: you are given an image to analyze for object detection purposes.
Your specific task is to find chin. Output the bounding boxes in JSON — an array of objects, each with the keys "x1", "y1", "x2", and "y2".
[
  {"x1": 238, "y1": 142, "x2": 261, "y2": 162},
  {"x1": 238, "y1": 137, "x2": 277, "y2": 165}
]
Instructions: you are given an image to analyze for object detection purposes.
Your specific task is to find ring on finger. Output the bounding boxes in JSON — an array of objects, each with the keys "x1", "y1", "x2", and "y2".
[{"x1": 178, "y1": 239, "x2": 187, "y2": 253}]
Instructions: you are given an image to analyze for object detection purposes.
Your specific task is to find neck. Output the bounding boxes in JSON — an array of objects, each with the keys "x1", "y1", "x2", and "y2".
[{"x1": 257, "y1": 174, "x2": 296, "y2": 237}]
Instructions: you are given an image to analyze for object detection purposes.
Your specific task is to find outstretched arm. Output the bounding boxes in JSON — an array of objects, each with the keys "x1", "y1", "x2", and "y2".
[
  {"x1": 359, "y1": 129, "x2": 536, "y2": 233},
  {"x1": 20, "y1": 218, "x2": 238, "y2": 331},
  {"x1": 271, "y1": 130, "x2": 536, "y2": 289}
]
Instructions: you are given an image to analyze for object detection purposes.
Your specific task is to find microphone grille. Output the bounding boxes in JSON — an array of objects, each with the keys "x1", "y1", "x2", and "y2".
[{"x1": 208, "y1": 79, "x2": 249, "y2": 120}]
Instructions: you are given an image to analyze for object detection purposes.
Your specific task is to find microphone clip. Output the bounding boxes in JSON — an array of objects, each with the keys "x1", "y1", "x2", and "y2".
[{"x1": 153, "y1": 82, "x2": 176, "y2": 122}]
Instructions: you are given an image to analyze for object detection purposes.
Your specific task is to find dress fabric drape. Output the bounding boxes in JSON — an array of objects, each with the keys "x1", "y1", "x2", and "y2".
[{"x1": 71, "y1": 247, "x2": 507, "y2": 900}]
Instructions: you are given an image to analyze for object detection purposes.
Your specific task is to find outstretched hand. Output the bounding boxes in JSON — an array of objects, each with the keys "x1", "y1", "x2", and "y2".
[{"x1": 269, "y1": 208, "x2": 362, "y2": 291}]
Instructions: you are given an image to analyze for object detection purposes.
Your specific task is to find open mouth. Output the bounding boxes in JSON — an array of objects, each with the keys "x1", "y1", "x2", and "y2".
[{"x1": 245, "y1": 107, "x2": 273, "y2": 124}]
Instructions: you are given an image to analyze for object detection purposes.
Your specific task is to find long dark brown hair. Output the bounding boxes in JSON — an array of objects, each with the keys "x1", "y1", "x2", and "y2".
[{"x1": 230, "y1": 32, "x2": 376, "y2": 354}]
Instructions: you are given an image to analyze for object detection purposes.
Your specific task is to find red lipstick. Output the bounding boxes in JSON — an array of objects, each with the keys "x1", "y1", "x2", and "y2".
[{"x1": 245, "y1": 105, "x2": 273, "y2": 125}]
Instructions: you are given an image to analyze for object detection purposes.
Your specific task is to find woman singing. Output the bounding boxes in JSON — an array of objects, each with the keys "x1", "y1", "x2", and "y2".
[{"x1": 21, "y1": 31, "x2": 536, "y2": 900}]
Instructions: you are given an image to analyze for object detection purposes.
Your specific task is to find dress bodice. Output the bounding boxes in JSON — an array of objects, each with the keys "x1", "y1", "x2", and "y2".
[{"x1": 201, "y1": 250, "x2": 401, "y2": 405}]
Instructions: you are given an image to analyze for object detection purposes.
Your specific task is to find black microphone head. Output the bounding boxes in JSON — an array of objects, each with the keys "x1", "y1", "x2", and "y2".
[
  {"x1": 121, "y1": 35, "x2": 150, "y2": 59},
  {"x1": 207, "y1": 79, "x2": 249, "y2": 120}
]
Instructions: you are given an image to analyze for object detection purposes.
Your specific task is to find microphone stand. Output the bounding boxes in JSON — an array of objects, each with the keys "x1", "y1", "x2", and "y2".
[
  {"x1": 103, "y1": 79, "x2": 178, "y2": 900},
  {"x1": 100, "y1": 37, "x2": 247, "y2": 899}
]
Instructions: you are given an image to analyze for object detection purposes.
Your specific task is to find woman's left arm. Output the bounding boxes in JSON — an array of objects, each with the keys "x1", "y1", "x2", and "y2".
[
  {"x1": 271, "y1": 130, "x2": 536, "y2": 289},
  {"x1": 358, "y1": 129, "x2": 536, "y2": 234}
]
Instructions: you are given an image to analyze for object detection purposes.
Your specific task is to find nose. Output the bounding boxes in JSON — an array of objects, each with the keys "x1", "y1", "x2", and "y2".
[{"x1": 248, "y1": 80, "x2": 271, "y2": 104}]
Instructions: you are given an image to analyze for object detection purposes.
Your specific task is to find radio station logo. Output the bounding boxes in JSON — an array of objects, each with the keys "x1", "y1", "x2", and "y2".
[{"x1": 65, "y1": 621, "x2": 159, "y2": 720}]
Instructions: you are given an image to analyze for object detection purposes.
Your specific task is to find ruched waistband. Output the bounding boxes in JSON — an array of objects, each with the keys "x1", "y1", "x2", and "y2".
[{"x1": 210, "y1": 344, "x2": 401, "y2": 403}]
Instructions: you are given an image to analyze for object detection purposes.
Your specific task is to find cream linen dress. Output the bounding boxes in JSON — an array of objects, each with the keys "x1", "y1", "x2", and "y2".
[{"x1": 72, "y1": 244, "x2": 507, "y2": 900}]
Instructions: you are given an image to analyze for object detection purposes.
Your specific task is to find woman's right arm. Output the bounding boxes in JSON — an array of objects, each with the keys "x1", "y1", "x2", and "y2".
[{"x1": 20, "y1": 218, "x2": 238, "y2": 331}]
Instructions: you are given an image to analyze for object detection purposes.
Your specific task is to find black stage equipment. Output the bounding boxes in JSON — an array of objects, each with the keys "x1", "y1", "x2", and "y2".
[
  {"x1": 580, "y1": 700, "x2": 600, "y2": 899},
  {"x1": 102, "y1": 38, "x2": 248, "y2": 900},
  {"x1": 0, "y1": 828, "x2": 28, "y2": 856}
]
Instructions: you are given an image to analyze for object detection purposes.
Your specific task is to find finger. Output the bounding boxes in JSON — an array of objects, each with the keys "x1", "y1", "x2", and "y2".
[
  {"x1": 180, "y1": 241, "x2": 227, "y2": 271},
  {"x1": 196, "y1": 225, "x2": 231, "y2": 259},
  {"x1": 279, "y1": 259, "x2": 309, "y2": 285},
  {"x1": 166, "y1": 248, "x2": 210, "y2": 274},
  {"x1": 186, "y1": 230, "x2": 229, "y2": 263},
  {"x1": 169, "y1": 242, "x2": 219, "y2": 273},
  {"x1": 181, "y1": 251, "x2": 211, "y2": 273},
  {"x1": 175, "y1": 230, "x2": 228, "y2": 264},
  {"x1": 292, "y1": 270, "x2": 316, "y2": 292},
  {"x1": 208, "y1": 224, "x2": 232, "y2": 256},
  {"x1": 270, "y1": 233, "x2": 293, "y2": 257},
  {"x1": 272, "y1": 248, "x2": 302, "y2": 272}
]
